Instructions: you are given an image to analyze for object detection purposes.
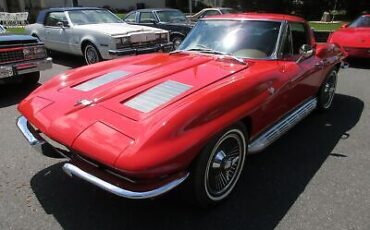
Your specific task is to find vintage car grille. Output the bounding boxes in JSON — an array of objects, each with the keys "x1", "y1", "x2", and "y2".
[
  {"x1": 0, "y1": 49, "x2": 24, "y2": 64},
  {"x1": 123, "y1": 39, "x2": 168, "y2": 49}
]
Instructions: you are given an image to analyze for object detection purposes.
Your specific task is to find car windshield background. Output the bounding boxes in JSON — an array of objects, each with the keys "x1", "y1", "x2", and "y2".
[
  {"x1": 220, "y1": 9, "x2": 236, "y2": 14},
  {"x1": 139, "y1": 12, "x2": 156, "y2": 23},
  {"x1": 67, "y1": 10, "x2": 122, "y2": 25},
  {"x1": 349, "y1": 16, "x2": 370, "y2": 28},
  {"x1": 290, "y1": 22, "x2": 310, "y2": 55},
  {"x1": 178, "y1": 20, "x2": 282, "y2": 59},
  {"x1": 156, "y1": 10, "x2": 187, "y2": 23}
]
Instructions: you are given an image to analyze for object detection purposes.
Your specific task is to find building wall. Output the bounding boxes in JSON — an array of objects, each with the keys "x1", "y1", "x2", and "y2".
[{"x1": 42, "y1": 0, "x2": 166, "y2": 10}]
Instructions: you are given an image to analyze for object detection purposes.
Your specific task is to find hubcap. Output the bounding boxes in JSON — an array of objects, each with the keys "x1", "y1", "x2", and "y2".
[
  {"x1": 205, "y1": 130, "x2": 246, "y2": 201},
  {"x1": 85, "y1": 46, "x2": 98, "y2": 64},
  {"x1": 173, "y1": 38, "x2": 182, "y2": 49},
  {"x1": 322, "y1": 72, "x2": 337, "y2": 108}
]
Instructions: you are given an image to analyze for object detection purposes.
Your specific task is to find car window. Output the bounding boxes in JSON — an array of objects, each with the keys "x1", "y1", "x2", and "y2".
[
  {"x1": 45, "y1": 12, "x2": 67, "y2": 27},
  {"x1": 281, "y1": 26, "x2": 293, "y2": 57},
  {"x1": 139, "y1": 12, "x2": 156, "y2": 23},
  {"x1": 203, "y1": 10, "x2": 221, "y2": 17},
  {"x1": 289, "y1": 22, "x2": 310, "y2": 55},
  {"x1": 349, "y1": 15, "x2": 370, "y2": 28},
  {"x1": 125, "y1": 12, "x2": 136, "y2": 22},
  {"x1": 156, "y1": 10, "x2": 187, "y2": 23},
  {"x1": 220, "y1": 9, "x2": 237, "y2": 14},
  {"x1": 68, "y1": 9, "x2": 122, "y2": 25}
]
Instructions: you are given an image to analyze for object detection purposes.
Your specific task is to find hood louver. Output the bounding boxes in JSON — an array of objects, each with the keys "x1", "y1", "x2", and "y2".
[
  {"x1": 124, "y1": 80, "x2": 192, "y2": 113},
  {"x1": 73, "y1": 70, "x2": 130, "y2": 92}
]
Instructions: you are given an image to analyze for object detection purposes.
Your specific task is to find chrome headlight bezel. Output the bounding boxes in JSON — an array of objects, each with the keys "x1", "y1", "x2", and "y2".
[
  {"x1": 23, "y1": 46, "x2": 47, "y2": 59},
  {"x1": 115, "y1": 36, "x2": 130, "y2": 49}
]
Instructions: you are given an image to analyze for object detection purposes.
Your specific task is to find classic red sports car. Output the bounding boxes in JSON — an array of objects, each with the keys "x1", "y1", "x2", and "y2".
[
  {"x1": 17, "y1": 13, "x2": 345, "y2": 206},
  {"x1": 328, "y1": 14, "x2": 370, "y2": 58}
]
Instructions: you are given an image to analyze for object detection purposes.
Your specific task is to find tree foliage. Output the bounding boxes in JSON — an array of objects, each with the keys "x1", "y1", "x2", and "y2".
[{"x1": 222, "y1": 0, "x2": 370, "y2": 20}]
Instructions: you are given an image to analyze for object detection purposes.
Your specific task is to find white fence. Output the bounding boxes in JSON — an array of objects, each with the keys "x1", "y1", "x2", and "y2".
[{"x1": 0, "y1": 12, "x2": 29, "y2": 27}]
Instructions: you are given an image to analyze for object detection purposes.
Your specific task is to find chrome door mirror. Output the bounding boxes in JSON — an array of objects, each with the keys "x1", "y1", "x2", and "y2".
[
  {"x1": 56, "y1": 21, "x2": 64, "y2": 29},
  {"x1": 297, "y1": 44, "x2": 314, "y2": 63}
]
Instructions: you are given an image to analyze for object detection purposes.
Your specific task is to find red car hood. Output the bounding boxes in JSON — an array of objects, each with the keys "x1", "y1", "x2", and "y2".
[
  {"x1": 18, "y1": 53, "x2": 248, "y2": 167},
  {"x1": 329, "y1": 28, "x2": 370, "y2": 48}
]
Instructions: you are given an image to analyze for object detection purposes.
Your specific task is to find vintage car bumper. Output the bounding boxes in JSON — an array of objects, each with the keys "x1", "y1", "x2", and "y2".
[
  {"x1": 108, "y1": 42, "x2": 173, "y2": 57},
  {"x1": 344, "y1": 47, "x2": 370, "y2": 58},
  {"x1": 16, "y1": 116, "x2": 189, "y2": 199},
  {"x1": 0, "y1": 57, "x2": 52, "y2": 79}
]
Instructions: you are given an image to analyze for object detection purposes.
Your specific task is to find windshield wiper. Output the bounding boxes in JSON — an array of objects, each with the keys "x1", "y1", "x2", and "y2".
[{"x1": 170, "y1": 47, "x2": 246, "y2": 65}]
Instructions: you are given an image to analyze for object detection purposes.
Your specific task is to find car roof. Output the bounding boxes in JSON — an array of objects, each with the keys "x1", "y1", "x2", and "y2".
[
  {"x1": 36, "y1": 7, "x2": 107, "y2": 24},
  {"x1": 204, "y1": 13, "x2": 306, "y2": 23}
]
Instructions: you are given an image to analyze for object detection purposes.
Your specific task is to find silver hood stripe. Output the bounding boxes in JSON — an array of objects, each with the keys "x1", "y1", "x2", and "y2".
[
  {"x1": 73, "y1": 70, "x2": 130, "y2": 92},
  {"x1": 124, "y1": 80, "x2": 192, "y2": 113}
]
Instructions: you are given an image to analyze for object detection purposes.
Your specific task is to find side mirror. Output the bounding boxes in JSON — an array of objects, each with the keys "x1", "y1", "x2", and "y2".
[
  {"x1": 56, "y1": 21, "x2": 64, "y2": 29},
  {"x1": 57, "y1": 21, "x2": 69, "y2": 29},
  {"x1": 297, "y1": 44, "x2": 314, "y2": 63},
  {"x1": 340, "y1": 23, "x2": 349, "y2": 28}
]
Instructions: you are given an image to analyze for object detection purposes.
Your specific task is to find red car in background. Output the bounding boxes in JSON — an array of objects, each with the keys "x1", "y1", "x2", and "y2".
[
  {"x1": 328, "y1": 14, "x2": 370, "y2": 58},
  {"x1": 17, "y1": 13, "x2": 345, "y2": 207}
]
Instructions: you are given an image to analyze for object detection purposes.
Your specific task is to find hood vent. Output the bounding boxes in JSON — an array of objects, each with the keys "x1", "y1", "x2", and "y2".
[
  {"x1": 124, "y1": 80, "x2": 192, "y2": 113},
  {"x1": 73, "y1": 70, "x2": 130, "y2": 92}
]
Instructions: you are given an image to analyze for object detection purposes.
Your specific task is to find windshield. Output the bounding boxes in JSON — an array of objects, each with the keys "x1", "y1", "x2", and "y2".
[
  {"x1": 68, "y1": 9, "x2": 122, "y2": 25},
  {"x1": 178, "y1": 20, "x2": 282, "y2": 59},
  {"x1": 156, "y1": 10, "x2": 187, "y2": 23},
  {"x1": 349, "y1": 15, "x2": 370, "y2": 28}
]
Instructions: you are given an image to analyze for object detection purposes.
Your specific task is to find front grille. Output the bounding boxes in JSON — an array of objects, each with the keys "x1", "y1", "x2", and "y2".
[
  {"x1": 122, "y1": 39, "x2": 167, "y2": 49},
  {"x1": 0, "y1": 49, "x2": 24, "y2": 64}
]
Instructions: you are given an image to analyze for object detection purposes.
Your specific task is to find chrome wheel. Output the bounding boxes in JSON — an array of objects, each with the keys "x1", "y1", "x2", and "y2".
[
  {"x1": 204, "y1": 129, "x2": 246, "y2": 201},
  {"x1": 321, "y1": 70, "x2": 337, "y2": 109},
  {"x1": 84, "y1": 44, "x2": 100, "y2": 65},
  {"x1": 172, "y1": 36, "x2": 183, "y2": 50}
]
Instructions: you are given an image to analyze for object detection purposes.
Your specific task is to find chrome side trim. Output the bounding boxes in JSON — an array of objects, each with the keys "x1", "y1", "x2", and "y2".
[
  {"x1": 16, "y1": 116, "x2": 44, "y2": 145},
  {"x1": 248, "y1": 98, "x2": 318, "y2": 154},
  {"x1": 124, "y1": 80, "x2": 192, "y2": 113},
  {"x1": 62, "y1": 163, "x2": 189, "y2": 199}
]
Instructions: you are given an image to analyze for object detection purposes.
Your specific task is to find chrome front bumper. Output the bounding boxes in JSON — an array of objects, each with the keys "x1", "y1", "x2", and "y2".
[
  {"x1": 109, "y1": 42, "x2": 173, "y2": 56},
  {"x1": 16, "y1": 115, "x2": 189, "y2": 199},
  {"x1": 0, "y1": 57, "x2": 52, "y2": 79}
]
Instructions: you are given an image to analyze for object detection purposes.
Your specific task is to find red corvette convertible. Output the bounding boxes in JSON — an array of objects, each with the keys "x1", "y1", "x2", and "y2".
[
  {"x1": 328, "y1": 14, "x2": 370, "y2": 58},
  {"x1": 17, "y1": 13, "x2": 345, "y2": 206}
]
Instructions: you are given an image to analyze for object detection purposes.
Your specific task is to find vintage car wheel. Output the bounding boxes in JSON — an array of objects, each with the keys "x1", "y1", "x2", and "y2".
[
  {"x1": 22, "y1": 72, "x2": 40, "y2": 85},
  {"x1": 84, "y1": 43, "x2": 101, "y2": 65},
  {"x1": 192, "y1": 123, "x2": 247, "y2": 207},
  {"x1": 318, "y1": 70, "x2": 337, "y2": 110},
  {"x1": 172, "y1": 36, "x2": 183, "y2": 50}
]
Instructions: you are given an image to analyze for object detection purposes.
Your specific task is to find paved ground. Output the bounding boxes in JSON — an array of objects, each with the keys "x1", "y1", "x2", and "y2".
[{"x1": 0, "y1": 55, "x2": 369, "y2": 230}]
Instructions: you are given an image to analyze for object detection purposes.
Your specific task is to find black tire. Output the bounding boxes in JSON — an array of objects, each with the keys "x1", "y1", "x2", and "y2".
[
  {"x1": 22, "y1": 72, "x2": 40, "y2": 85},
  {"x1": 317, "y1": 69, "x2": 338, "y2": 111},
  {"x1": 192, "y1": 122, "x2": 248, "y2": 207},
  {"x1": 172, "y1": 36, "x2": 184, "y2": 50},
  {"x1": 83, "y1": 42, "x2": 102, "y2": 65}
]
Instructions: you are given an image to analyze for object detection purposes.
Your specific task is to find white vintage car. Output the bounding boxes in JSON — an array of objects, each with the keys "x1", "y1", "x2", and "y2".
[{"x1": 26, "y1": 7, "x2": 172, "y2": 64}]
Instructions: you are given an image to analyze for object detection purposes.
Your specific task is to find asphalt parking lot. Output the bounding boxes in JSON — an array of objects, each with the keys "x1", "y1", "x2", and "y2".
[{"x1": 0, "y1": 54, "x2": 369, "y2": 230}]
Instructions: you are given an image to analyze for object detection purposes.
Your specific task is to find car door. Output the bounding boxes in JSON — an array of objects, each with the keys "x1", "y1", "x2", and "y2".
[
  {"x1": 278, "y1": 22, "x2": 324, "y2": 111},
  {"x1": 44, "y1": 12, "x2": 71, "y2": 52}
]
